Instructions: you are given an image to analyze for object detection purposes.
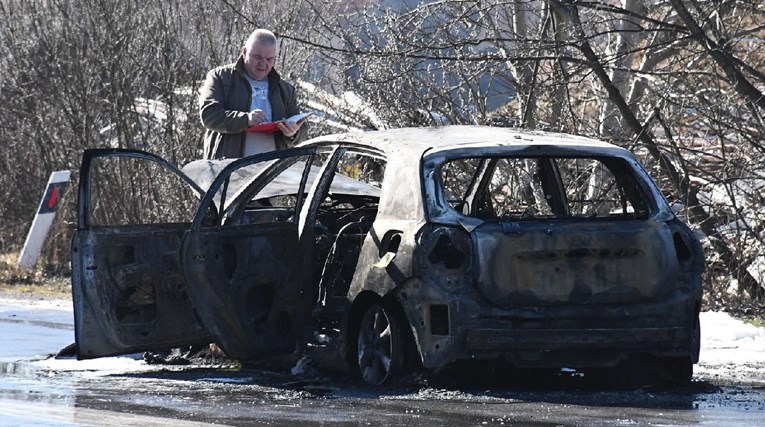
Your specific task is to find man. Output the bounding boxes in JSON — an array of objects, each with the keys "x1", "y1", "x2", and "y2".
[{"x1": 199, "y1": 29, "x2": 307, "y2": 159}]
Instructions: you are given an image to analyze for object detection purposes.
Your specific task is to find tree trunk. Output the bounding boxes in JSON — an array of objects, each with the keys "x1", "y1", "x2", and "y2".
[{"x1": 598, "y1": 0, "x2": 648, "y2": 138}]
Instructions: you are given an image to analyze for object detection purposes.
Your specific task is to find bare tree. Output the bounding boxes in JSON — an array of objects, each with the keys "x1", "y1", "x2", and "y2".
[{"x1": 1, "y1": 0, "x2": 764, "y2": 305}]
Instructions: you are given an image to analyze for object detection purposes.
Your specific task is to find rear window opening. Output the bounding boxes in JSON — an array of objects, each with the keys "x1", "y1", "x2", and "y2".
[{"x1": 440, "y1": 156, "x2": 652, "y2": 221}]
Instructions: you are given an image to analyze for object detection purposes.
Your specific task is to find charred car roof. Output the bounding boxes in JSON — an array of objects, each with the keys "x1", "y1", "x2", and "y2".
[
  {"x1": 299, "y1": 125, "x2": 631, "y2": 158},
  {"x1": 298, "y1": 126, "x2": 668, "y2": 221}
]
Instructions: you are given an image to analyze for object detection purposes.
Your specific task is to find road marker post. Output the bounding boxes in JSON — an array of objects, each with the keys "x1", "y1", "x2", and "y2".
[{"x1": 18, "y1": 170, "x2": 72, "y2": 270}]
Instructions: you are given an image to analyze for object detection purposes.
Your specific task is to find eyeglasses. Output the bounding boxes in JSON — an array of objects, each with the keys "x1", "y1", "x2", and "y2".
[{"x1": 249, "y1": 54, "x2": 275, "y2": 65}]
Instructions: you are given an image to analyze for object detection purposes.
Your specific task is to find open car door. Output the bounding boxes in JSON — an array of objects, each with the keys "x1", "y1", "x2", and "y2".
[
  {"x1": 72, "y1": 149, "x2": 214, "y2": 359},
  {"x1": 180, "y1": 147, "x2": 321, "y2": 361}
]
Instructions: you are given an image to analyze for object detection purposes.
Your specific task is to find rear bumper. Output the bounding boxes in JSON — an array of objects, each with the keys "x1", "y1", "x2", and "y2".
[
  {"x1": 466, "y1": 326, "x2": 688, "y2": 351},
  {"x1": 461, "y1": 325, "x2": 693, "y2": 368},
  {"x1": 400, "y1": 281, "x2": 700, "y2": 370}
]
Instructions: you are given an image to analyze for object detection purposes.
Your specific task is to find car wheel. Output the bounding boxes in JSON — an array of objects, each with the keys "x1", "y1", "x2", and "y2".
[
  {"x1": 691, "y1": 313, "x2": 701, "y2": 363},
  {"x1": 658, "y1": 314, "x2": 699, "y2": 386},
  {"x1": 356, "y1": 303, "x2": 405, "y2": 386},
  {"x1": 666, "y1": 314, "x2": 700, "y2": 385}
]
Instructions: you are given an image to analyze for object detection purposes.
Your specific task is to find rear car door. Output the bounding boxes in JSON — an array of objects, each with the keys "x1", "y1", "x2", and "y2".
[
  {"x1": 72, "y1": 149, "x2": 213, "y2": 359},
  {"x1": 180, "y1": 148, "x2": 321, "y2": 360}
]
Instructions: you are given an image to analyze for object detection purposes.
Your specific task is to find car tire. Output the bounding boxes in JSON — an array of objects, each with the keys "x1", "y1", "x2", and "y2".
[
  {"x1": 355, "y1": 302, "x2": 406, "y2": 386},
  {"x1": 665, "y1": 313, "x2": 700, "y2": 385},
  {"x1": 691, "y1": 312, "x2": 701, "y2": 363}
]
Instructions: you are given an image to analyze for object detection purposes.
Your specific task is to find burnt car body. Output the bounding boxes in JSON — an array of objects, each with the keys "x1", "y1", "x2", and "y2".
[{"x1": 72, "y1": 126, "x2": 703, "y2": 385}]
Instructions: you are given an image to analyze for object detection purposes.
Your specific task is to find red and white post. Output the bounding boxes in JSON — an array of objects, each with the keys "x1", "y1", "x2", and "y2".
[{"x1": 18, "y1": 170, "x2": 72, "y2": 270}]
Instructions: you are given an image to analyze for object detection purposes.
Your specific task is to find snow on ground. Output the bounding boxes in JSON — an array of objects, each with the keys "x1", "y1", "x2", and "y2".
[
  {"x1": 0, "y1": 297, "x2": 73, "y2": 363},
  {"x1": 27, "y1": 354, "x2": 152, "y2": 378},
  {"x1": 700, "y1": 311, "x2": 765, "y2": 365},
  {"x1": 0, "y1": 297, "x2": 72, "y2": 325},
  {"x1": 0, "y1": 297, "x2": 167, "y2": 378},
  {"x1": 697, "y1": 311, "x2": 765, "y2": 384}
]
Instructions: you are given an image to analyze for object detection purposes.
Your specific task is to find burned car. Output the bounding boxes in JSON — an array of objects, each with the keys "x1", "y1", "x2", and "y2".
[{"x1": 72, "y1": 126, "x2": 703, "y2": 385}]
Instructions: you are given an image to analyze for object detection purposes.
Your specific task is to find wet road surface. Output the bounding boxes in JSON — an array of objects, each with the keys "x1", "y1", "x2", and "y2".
[{"x1": 1, "y1": 298, "x2": 764, "y2": 426}]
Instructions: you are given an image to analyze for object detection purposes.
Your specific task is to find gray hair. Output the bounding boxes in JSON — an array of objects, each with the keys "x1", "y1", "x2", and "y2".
[{"x1": 245, "y1": 29, "x2": 278, "y2": 51}]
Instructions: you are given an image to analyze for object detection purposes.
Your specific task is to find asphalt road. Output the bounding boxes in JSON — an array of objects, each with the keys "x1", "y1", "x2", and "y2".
[{"x1": 1, "y1": 298, "x2": 764, "y2": 426}]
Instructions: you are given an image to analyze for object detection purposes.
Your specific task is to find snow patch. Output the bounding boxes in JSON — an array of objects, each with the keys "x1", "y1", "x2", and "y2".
[
  {"x1": 699, "y1": 311, "x2": 765, "y2": 366},
  {"x1": 30, "y1": 354, "x2": 147, "y2": 375}
]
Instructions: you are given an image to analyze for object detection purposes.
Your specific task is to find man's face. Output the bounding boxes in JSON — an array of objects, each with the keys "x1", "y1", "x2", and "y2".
[{"x1": 242, "y1": 42, "x2": 276, "y2": 81}]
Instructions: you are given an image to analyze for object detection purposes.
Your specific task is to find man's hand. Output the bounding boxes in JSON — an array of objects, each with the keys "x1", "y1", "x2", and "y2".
[
  {"x1": 247, "y1": 109, "x2": 267, "y2": 126},
  {"x1": 277, "y1": 118, "x2": 304, "y2": 138}
]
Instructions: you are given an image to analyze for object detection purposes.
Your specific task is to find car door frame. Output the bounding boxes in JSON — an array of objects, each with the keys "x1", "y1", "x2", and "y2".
[
  {"x1": 179, "y1": 146, "x2": 338, "y2": 360},
  {"x1": 72, "y1": 148, "x2": 214, "y2": 359}
]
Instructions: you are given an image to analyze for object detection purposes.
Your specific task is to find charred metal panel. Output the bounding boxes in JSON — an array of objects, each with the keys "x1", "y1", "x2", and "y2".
[
  {"x1": 471, "y1": 220, "x2": 680, "y2": 306},
  {"x1": 181, "y1": 224, "x2": 309, "y2": 360},
  {"x1": 395, "y1": 222, "x2": 700, "y2": 371},
  {"x1": 374, "y1": 145, "x2": 426, "y2": 222},
  {"x1": 667, "y1": 218, "x2": 706, "y2": 281},
  {"x1": 465, "y1": 326, "x2": 688, "y2": 352},
  {"x1": 398, "y1": 275, "x2": 698, "y2": 370},
  {"x1": 73, "y1": 226, "x2": 212, "y2": 359},
  {"x1": 397, "y1": 225, "x2": 477, "y2": 369},
  {"x1": 72, "y1": 148, "x2": 212, "y2": 360},
  {"x1": 347, "y1": 219, "x2": 424, "y2": 301},
  {"x1": 453, "y1": 287, "x2": 699, "y2": 369},
  {"x1": 395, "y1": 276, "x2": 465, "y2": 370}
]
